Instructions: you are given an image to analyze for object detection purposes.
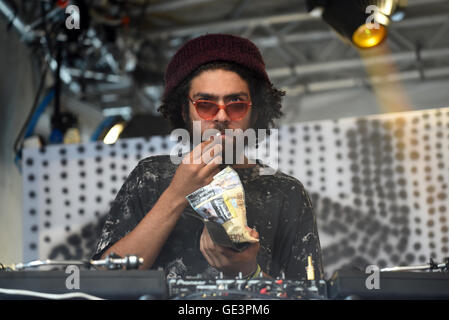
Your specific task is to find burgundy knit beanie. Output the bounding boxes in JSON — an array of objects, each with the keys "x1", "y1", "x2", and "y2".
[{"x1": 163, "y1": 33, "x2": 270, "y2": 99}]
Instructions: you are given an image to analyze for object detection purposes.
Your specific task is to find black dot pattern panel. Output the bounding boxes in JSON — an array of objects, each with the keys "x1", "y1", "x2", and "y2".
[
  {"x1": 268, "y1": 108, "x2": 448, "y2": 276},
  {"x1": 22, "y1": 137, "x2": 178, "y2": 261},
  {"x1": 21, "y1": 108, "x2": 449, "y2": 277}
]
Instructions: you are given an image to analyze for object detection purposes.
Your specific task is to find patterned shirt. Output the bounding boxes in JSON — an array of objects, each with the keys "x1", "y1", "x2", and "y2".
[{"x1": 93, "y1": 155, "x2": 324, "y2": 280}]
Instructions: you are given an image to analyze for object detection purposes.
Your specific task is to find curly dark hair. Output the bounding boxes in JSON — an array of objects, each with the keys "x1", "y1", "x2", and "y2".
[{"x1": 157, "y1": 61, "x2": 285, "y2": 132}]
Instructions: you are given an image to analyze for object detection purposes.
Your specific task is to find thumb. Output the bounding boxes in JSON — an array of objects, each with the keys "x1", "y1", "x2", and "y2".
[{"x1": 246, "y1": 226, "x2": 259, "y2": 239}]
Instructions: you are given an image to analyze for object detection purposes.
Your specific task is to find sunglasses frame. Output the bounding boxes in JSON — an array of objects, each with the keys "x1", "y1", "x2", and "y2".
[{"x1": 188, "y1": 97, "x2": 252, "y2": 121}]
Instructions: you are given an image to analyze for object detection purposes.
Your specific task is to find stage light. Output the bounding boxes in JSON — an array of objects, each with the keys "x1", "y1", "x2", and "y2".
[
  {"x1": 306, "y1": 0, "x2": 408, "y2": 49},
  {"x1": 92, "y1": 113, "x2": 172, "y2": 145},
  {"x1": 103, "y1": 122, "x2": 126, "y2": 144},
  {"x1": 352, "y1": 23, "x2": 387, "y2": 48}
]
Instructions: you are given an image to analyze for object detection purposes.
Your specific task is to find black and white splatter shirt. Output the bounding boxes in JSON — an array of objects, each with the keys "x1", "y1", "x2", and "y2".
[{"x1": 93, "y1": 155, "x2": 324, "y2": 280}]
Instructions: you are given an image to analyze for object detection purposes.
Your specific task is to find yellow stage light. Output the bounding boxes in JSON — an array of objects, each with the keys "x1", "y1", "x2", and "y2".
[
  {"x1": 352, "y1": 24, "x2": 387, "y2": 49},
  {"x1": 307, "y1": 0, "x2": 407, "y2": 49}
]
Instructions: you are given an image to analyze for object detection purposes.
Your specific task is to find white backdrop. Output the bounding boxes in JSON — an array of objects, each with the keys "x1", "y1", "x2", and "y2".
[{"x1": 22, "y1": 107, "x2": 449, "y2": 277}]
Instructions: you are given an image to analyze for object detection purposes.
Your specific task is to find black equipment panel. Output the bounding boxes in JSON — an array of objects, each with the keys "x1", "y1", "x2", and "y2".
[
  {"x1": 0, "y1": 270, "x2": 168, "y2": 300},
  {"x1": 2, "y1": 269, "x2": 449, "y2": 299},
  {"x1": 328, "y1": 269, "x2": 449, "y2": 299}
]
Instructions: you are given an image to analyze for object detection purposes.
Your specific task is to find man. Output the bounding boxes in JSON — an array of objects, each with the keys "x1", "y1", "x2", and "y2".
[{"x1": 93, "y1": 34, "x2": 323, "y2": 280}]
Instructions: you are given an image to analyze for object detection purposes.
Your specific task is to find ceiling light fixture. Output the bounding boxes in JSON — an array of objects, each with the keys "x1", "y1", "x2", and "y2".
[{"x1": 306, "y1": 0, "x2": 408, "y2": 49}]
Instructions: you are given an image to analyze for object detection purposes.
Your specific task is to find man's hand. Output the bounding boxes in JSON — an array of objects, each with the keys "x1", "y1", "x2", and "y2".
[
  {"x1": 200, "y1": 226, "x2": 260, "y2": 277},
  {"x1": 168, "y1": 137, "x2": 223, "y2": 201}
]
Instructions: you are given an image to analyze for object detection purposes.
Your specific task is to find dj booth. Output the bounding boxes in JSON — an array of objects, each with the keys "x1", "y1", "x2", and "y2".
[{"x1": 1, "y1": 259, "x2": 449, "y2": 300}]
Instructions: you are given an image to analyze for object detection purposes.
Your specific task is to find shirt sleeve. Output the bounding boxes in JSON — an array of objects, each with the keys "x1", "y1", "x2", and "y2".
[
  {"x1": 276, "y1": 181, "x2": 324, "y2": 280},
  {"x1": 92, "y1": 159, "x2": 159, "y2": 260}
]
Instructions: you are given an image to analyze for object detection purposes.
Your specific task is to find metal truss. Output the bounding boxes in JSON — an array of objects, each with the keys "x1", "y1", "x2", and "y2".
[
  {"x1": 144, "y1": 0, "x2": 449, "y2": 97},
  {"x1": 2, "y1": 0, "x2": 449, "y2": 114}
]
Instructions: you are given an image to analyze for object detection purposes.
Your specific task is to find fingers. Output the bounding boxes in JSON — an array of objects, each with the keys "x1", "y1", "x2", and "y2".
[
  {"x1": 247, "y1": 227, "x2": 259, "y2": 240},
  {"x1": 200, "y1": 227, "x2": 223, "y2": 267},
  {"x1": 180, "y1": 139, "x2": 221, "y2": 180},
  {"x1": 198, "y1": 144, "x2": 223, "y2": 182},
  {"x1": 200, "y1": 227, "x2": 233, "y2": 267},
  {"x1": 183, "y1": 138, "x2": 213, "y2": 164},
  {"x1": 200, "y1": 225, "x2": 261, "y2": 278},
  {"x1": 200, "y1": 156, "x2": 222, "y2": 179},
  {"x1": 201, "y1": 143, "x2": 223, "y2": 165},
  {"x1": 200, "y1": 229, "x2": 218, "y2": 267},
  {"x1": 192, "y1": 135, "x2": 222, "y2": 164}
]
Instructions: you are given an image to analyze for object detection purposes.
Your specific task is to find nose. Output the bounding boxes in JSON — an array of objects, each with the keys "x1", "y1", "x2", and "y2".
[{"x1": 213, "y1": 104, "x2": 231, "y2": 122}]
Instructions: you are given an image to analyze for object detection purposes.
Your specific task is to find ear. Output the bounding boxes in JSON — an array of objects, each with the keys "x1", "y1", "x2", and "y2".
[
  {"x1": 182, "y1": 101, "x2": 189, "y2": 123},
  {"x1": 250, "y1": 108, "x2": 258, "y2": 126}
]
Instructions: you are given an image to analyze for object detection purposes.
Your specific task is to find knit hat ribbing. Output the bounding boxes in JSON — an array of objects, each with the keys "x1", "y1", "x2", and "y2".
[{"x1": 163, "y1": 34, "x2": 269, "y2": 99}]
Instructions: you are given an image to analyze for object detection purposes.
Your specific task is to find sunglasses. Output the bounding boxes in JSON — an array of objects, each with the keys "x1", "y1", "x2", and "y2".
[{"x1": 188, "y1": 97, "x2": 252, "y2": 121}]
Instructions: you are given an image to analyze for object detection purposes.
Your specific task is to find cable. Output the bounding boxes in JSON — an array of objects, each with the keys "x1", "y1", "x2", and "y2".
[
  {"x1": 23, "y1": 89, "x2": 55, "y2": 139},
  {"x1": 12, "y1": 0, "x2": 68, "y2": 160},
  {"x1": 0, "y1": 288, "x2": 105, "y2": 300},
  {"x1": 13, "y1": 63, "x2": 49, "y2": 155}
]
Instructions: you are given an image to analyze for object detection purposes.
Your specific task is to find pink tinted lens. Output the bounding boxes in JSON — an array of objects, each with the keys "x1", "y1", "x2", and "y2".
[
  {"x1": 195, "y1": 101, "x2": 219, "y2": 119},
  {"x1": 226, "y1": 102, "x2": 249, "y2": 119}
]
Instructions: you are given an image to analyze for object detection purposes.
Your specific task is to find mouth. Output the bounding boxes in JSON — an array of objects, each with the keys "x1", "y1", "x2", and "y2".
[{"x1": 213, "y1": 130, "x2": 227, "y2": 138}]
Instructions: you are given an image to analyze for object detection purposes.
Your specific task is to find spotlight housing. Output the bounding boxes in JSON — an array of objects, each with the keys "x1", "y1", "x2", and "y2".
[{"x1": 306, "y1": 0, "x2": 408, "y2": 49}]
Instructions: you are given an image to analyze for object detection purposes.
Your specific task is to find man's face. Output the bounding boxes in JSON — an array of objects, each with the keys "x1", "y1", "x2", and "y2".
[
  {"x1": 187, "y1": 68, "x2": 254, "y2": 135},
  {"x1": 185, "y1": 69, "x2": 255, "y2": 163}
]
